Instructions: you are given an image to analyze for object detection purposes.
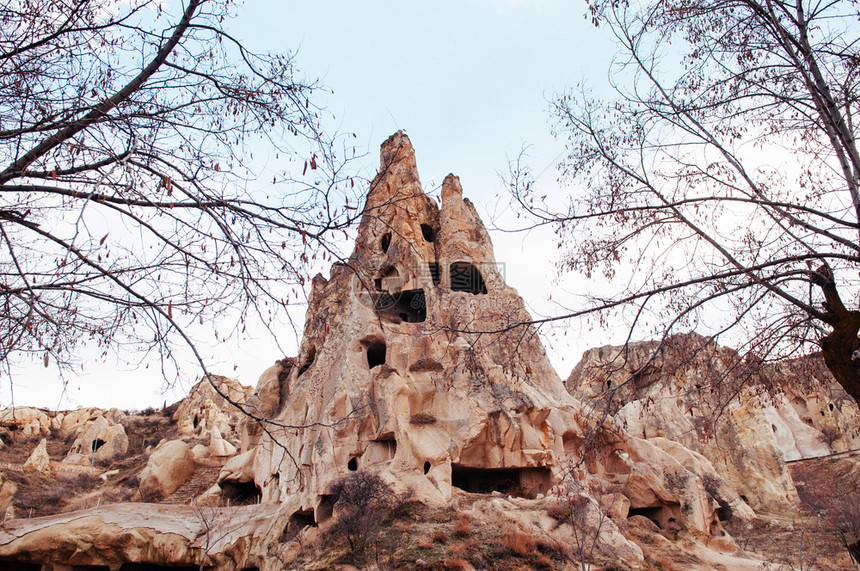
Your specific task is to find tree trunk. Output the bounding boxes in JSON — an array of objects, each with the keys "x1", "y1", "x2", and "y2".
[
  {"x1": 812, "y1": 264, "x2": 860, "y2": 404},
  {"x1": 820, "y1": 317, "x2": 860, "y2": 404}
]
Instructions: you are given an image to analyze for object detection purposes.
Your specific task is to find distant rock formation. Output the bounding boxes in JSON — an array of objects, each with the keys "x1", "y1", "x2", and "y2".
[
  {"x1": 173, "y1": 374, "x2": 253, "y2": 442},
  {"x1": 567, "y1": 332, "x2": 860, "y2": 511}
]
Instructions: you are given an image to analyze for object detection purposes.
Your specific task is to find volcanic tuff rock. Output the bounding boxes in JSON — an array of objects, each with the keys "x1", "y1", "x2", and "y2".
[
  {"x1": 0, "y1": 407, "x2": 50, "y2": 437},
  {"x1": 173, "y1": 374, "x2": 253, "y2": 442},
  {"x1": 22, "y1": 439, "x2": 49, "y2": 474},
  {"x1": 567, "y1": 332, "x2": 860, "y2": 512},
  {"x1": 139, "y1": 439, "x2": 195, "y2": 500},
  {"x1": 0, "y1": 133, "x2": 793, "y2": 569},
  {"x1": 64, "y1": 414, "x2": 129, "y2": 465}
]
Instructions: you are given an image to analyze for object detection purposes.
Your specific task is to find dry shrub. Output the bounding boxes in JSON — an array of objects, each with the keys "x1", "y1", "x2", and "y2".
[
  {"x1": 794, "y1": 460, "x2": 860, "y2": 567},
  {"x1": 504, "y1": 524, "x2": 536, "y2": 557},
  {"x1": 454, "y1": 513, "x2": 472, "y2": 537},
  {"x1": 546, "y1": 501, "x2": 570, "y2": 523},
  {"x1": 56, "y1": 471, "x2": 99, "y2": 493},
  {"x1": 7, "y1": 468, "x2": 99, "y2": 516},
  {"x1": 450, "y1": 538, "x2": 476, "y2": 558},
  {"x1": 652, "y1": 555, "x2": 677, "y2": 570},
  {"x1": 394, "y1": 520, "x2": 414, "y2": 533},
  {"x1": 417, "y1": 535, "x2": 433, "y2": 549},
  {"x1": 432, "y1": 528, "x2": 448, "y2": 543},
  {"x1": 443, "y1": 558, "x2": 471, "y2": 570},
  {"x1": 100, "y1": 487, "x2": 134, "y2": 504},
  {"x1": 327, "y1": 471, "x2": 393, "y2": 556}
]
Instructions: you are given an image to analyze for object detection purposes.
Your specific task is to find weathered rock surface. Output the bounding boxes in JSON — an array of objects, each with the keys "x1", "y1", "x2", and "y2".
[
  {"x1": 0, "y1": 407, "x2": 50, "y2": 436},
  {"x1": 209, "y1": 426, "x2": 237, "y2": 457},
  {"x1": 0, "y1": 133, "x2": 797, "y2": 570},
  {"x1": 54, "y1": 407, "x2": 126, "y2": 433},
  {"x1": 0, "y1": 503, "x2": 278, "y2": 569},
  {"x1": 64, "y1": 414, "x2": 129, "y2": 466},
  {"x1": 174, "y1": 374, "x2": 252, "y2": 442},
  {"x1": 22, "y1": 439, "x2": 49, "y2": 474},
  {"x1": 566, "y1": 332, "x2": 860, "y2": 512},
  {"x1": 139, "y1": 439, "x2": 195, "y2": 500}
]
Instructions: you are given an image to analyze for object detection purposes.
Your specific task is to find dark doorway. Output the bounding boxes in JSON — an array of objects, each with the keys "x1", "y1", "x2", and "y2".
[
  {"x1": 219, "y1": 480, "x2": 261, "y2": 506},
  {"x1": 365, "y1": 340, "x2": 387, "y2": 369},
  {"x1": 450, "y1": 262, "x2": 487, "y2": 294},
  {"x1": 374, "y1": 289, "x2": 426, "y2": 323},
  {"x1": 450, "y1": 466, "x2": 551, "y2": 497}
]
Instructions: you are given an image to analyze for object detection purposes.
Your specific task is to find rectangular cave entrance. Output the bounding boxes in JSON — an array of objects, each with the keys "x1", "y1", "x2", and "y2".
[
  {"x1": 218, "y1": 480, "x2": 261, "y2": 506},
  {"x1": 374, "y1": 289, "x2": 426, "y2": 323},
  {"x1": 451, "y1": 465, "x2": 551, "y2": 497}
]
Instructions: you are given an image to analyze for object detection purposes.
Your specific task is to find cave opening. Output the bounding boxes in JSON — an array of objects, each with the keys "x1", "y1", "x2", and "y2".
[
  {"x1": 91, "y1": 438, "x2": 106, "y2": 452},
  {"x1": 374, "y1": 265, "x2": 401, "y2": 293},
  {"x1": 298, "y1": 346, "x2": 316, "y2": 377},
  {"x1": 219, "y1": 480, "x2": 261, "y2": 506},
  {"x1": 628, "y1": 504, "x2": 681, "y2": 529},
  {"x1": 374, "y1": 289, "x2": 426, "y2": 323},
  {"x1": 450, "y1": 466, "x2": 551, "y2": 497},
  {"x1": 348, "y1": 457, "x2": 358, "y2": 471},
  {"x1": 450, "y1": 262, "x2": 487, "y2": 294},
  {"x1": 423, "y1": 461, "x2": 431, "y2": 475},
  {"x1": 286, "y1": 509, "x2": 317, "y2": 535},
  {"x1": 317, "y1": 494, "x2": 335, "y2": 523},
  {"x1": 716, "y1": 500, "x2": 733, "y2": 522},
  {"x1": 380, "y1": 232, "x2": 391, "y2": 253},
  {"x1": 365, "y1": 340, "x2": 387, "y2": 369},
  {"x1": 420, "y1": 224, "x2": 436, "y2": 242},
  {"x1": 628, "y1": 506, "x2": 665, "y2": 528}
]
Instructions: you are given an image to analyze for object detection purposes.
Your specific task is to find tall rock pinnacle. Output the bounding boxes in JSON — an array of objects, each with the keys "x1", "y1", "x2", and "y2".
[
  {"x1": 246, "y1": 133, "x2": 722, "y2": 545},
  {"x1": 253, "y1": 131, "x2": 579, "y2": 514}
]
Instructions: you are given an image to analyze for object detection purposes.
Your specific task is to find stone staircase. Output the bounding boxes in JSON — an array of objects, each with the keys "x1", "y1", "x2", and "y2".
[{"x1": 164, "y1": 464, "x2": 223, "y2": 505}]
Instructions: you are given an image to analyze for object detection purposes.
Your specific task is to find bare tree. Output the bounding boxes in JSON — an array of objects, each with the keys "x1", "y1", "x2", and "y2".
[
  {"x1": 0, "y1": 0, "x2": 362, "y2": 391},
  {"x1": 509, "y1": 0, "x2": 860, "y2": 401}
]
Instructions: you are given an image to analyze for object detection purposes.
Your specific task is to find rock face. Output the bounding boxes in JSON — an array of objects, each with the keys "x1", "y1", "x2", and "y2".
[
  {"x1": 139, "y1": 440, "x2": 195, "y2": 500},
  {"x1": 566, "y1": 332, "x2": 860, "y2": 512},
  {"x1": 0, "y1": 407, "x2": 50, "y2": 436},
  {"x1": 64, "y1": 415, "x2": 129, "y2": 466},
  {"x1": 252, "y1": 132, "x2": 579, "y2": 509},
  {"x1": 174, "y1": 375, "x2": 253, "y2": 442},
  {"x1": 244, "y1": 132, "x2": 725, "y2": 547},
  {"x1": 22, "y1": 439, "x2": 49, "y2": 474},
  {"x1": 0, "y1": 504, "x2": 277, "y2": 569},
  {"x1": 0, "y1": 133, "x2": 750, "y2": 570}
]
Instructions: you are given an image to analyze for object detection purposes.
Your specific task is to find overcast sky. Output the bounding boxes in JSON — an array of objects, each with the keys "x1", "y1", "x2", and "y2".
[{"x1": 4, "y1": 1, "x2": 621, "y2": 410}]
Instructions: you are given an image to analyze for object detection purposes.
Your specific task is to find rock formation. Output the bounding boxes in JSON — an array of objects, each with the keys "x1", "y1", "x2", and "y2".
[
  {"x1": 174, "y1": 374, "x2": 253, "y2": 442},
  {"x1": 139, "y1": 439, "x2": 196, "y2": 500},
  {"x1": 22, "y1": 439, "x2": 49, "y2": 474},
  {"x1": 64, "y1": 414, "x2": 129, "y2": 466},
  {"x1": 567, "y1": 332, "x2": 860, "y2": 512},
  {"x1": 0, "y1": 407, "x2": 50, "y2": 436},
  {"x1": 0, "y1": 133, "x2": 832, "y2": 569}
]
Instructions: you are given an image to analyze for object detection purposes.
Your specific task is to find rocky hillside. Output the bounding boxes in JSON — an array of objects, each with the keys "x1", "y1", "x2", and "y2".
[{"x1": 0, "y1": 133, "x2": 858, "y2": 570}]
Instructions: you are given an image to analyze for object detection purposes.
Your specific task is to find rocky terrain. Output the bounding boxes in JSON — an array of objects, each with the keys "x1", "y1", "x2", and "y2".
[{"x1": 0, "y1": 132, "x2": 858, "y2": 570}]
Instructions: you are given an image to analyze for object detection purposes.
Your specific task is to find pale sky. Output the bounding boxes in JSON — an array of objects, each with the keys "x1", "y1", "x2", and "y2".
[{"x1": 3, "y1": 1, "x2": 619, "y2": 410}]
